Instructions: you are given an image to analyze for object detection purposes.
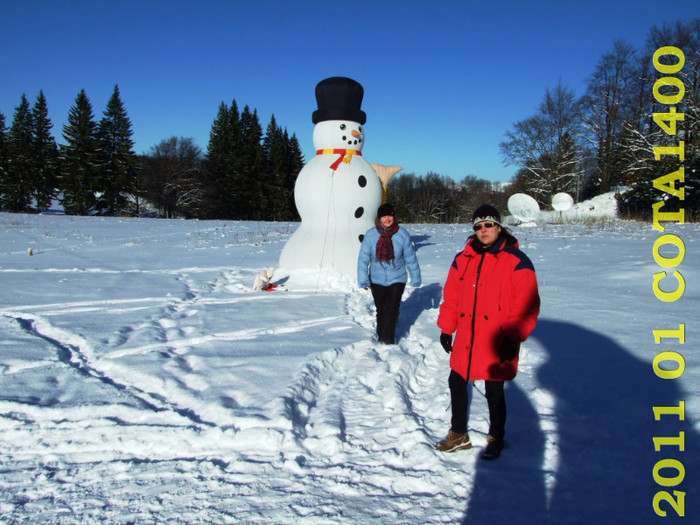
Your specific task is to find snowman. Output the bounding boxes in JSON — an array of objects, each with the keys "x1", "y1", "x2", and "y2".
[{"x1": 279, "y1": 77, "x2": 384, "y2": 278}]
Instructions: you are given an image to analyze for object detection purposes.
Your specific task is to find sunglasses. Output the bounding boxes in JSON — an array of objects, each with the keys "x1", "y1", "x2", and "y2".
[{"x1": 473, "y1": 222, "x2": 497, "y2": 232}]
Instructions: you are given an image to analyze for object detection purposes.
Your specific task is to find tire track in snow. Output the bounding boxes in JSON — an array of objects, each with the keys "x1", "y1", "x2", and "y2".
[
  {"x1": 100, "y1": 267, "x2": 319, "y2": 357},
  {"x1": 104, "y1": 314, "x2": 347, "y2": 359},
  {"x1": 2, "y1": 269, "x2": 353, "y2": 442},
  {"x1": 3, "y1": 312, "x2": 217, "y2": 428}
]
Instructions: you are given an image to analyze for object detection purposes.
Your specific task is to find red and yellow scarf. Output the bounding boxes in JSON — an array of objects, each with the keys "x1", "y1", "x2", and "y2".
[{"x1": 316, "y1": 149, "x2": 362, "y2": 171}]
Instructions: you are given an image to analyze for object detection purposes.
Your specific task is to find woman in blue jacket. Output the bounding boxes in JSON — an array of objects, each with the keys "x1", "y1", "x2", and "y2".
[{"x1": 358, "y1": 203, "x2": 421, "y2": 344}]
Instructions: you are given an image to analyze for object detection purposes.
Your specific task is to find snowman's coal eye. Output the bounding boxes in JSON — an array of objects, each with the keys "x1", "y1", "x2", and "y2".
[
  {"x1": 340, "y1": 124, "x2": 346, "y2": 130},
  {"x1": 358, "y1": 175, "x2": 367, "y2": 187}
]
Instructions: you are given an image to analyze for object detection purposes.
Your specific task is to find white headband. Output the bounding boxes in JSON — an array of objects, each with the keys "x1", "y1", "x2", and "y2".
[{"x1": 473, "y1": 215, "x2": 502, "y2": 226}]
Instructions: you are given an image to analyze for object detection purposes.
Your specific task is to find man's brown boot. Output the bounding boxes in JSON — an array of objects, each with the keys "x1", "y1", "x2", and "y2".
[{"x1": 435, "y1": 430, "x2": 473, "y2": 452}]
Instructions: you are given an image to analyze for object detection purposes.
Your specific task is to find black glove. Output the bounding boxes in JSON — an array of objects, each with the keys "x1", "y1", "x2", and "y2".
[
  {"x1": 440, "y1": 333, "x2": 453, "y2": 354},
  {"x1": 499, "y1": 337, "x2": 518, "y2": 362}
]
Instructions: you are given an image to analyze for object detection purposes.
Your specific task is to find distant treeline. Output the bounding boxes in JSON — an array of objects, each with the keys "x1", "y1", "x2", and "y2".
[
  {"x1": 0, "y1": 86, "x2": 303, "y2": 220},
  {"x1": 1, "y1": 19, "x2": 698, "y2": 222}
]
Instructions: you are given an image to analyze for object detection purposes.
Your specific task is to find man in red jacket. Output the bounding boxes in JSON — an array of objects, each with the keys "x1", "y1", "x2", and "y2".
[{"x1": 436, "y1": 204, "x2": 540, "y2": 460}]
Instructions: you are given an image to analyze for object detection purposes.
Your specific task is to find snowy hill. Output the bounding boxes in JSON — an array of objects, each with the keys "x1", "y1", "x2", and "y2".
[{"x1": 0, "y1": 199, "x2": 698, "y2": 523}]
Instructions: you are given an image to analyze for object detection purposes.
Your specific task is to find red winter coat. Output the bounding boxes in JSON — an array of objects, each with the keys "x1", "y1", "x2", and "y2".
[{"x1": 437, "y1": 232, "x2": 540, "y2": 381}]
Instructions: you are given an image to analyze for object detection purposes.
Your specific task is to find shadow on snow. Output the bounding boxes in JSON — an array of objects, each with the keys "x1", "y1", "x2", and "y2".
[
  {"x1": 410, "y1": 234, "x2": 435, "y2": 252},
  {"x1": 396, "y1": 283, "x2": 443, "y2": 342},
  {"x1": 462, "y1": 318, "x2": 696, "y2": 524}
]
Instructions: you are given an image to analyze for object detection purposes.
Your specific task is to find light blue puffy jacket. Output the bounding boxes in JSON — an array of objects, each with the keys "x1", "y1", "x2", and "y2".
[{"x1": 357, "y1": 225, "x2": 422, "y2": 288}]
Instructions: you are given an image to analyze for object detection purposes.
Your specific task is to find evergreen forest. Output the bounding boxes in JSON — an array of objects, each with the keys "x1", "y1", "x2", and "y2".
[{"x1": 0, "y1": 19, "x2": 698, "y2": 223}]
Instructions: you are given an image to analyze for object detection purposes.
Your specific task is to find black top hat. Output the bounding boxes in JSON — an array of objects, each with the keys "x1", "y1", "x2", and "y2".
[{"x1": 312, "y1": 77, "x2": 367, "y2": 125}]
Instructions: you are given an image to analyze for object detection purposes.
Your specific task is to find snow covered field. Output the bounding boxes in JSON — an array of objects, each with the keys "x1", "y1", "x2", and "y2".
[{"x1": 1, "y1": 196, "x2": 698, "y2": 524}]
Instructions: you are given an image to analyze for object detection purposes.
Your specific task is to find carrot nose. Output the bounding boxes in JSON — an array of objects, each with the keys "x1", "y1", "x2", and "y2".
[{"x1": 352, "y1": 129, "x2": 360, "y2": 138}]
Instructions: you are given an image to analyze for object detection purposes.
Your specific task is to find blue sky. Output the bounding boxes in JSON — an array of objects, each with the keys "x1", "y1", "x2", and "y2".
[{"x1": 1, "y1": 1, "x2": 698, "y2": 182}]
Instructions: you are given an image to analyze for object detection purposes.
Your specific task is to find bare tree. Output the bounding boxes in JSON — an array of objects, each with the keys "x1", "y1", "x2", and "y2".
[
  {"x1": 500, "y1": 82, "x2": 586, "y2": 207},
  {"x1": 580, "y1": 40, "x2": 644, "y2": 193},
  {"x1": 387, "y1": 172, "x2": 506, "y2": 224},
  {"x1": 617, "y1": 19, "x2": 700, "y2": 220},
  {"x1": 141, "y1": 137, "x2": 203, "y2": 218}
]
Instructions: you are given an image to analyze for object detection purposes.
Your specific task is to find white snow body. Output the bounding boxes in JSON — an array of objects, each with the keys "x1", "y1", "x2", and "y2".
[{"x1": 280, "y1": 119, "x2": 382, "y2": 277}]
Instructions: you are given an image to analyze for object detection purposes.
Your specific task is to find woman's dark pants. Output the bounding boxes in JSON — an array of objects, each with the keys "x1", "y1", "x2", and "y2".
[{"x1": 370, "y1": 282, "x2": 405, "y2": 344}]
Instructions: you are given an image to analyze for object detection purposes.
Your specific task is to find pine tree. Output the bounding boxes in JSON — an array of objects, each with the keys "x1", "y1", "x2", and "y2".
[
  {"x1": 282, "y1": 131, "x2": 304, "y2": 220},
  {"x1": 60, "y1": 89, "x2": 100, "y2": 215},
  {"x1": 0, "y1": 112, "x2": 8, "y2": 208},
  {"x1": 202, "y1": 102, "x2": 230, "y2": 218},
  {"x1": 203, "y1": 101, "x2": 245, "y2": 219},
  {"x1": 31, "y1": 91, "x2": 59, "y2": 211},
  {"x1": 3, "y1": 94, "x2": 34, "y2": 212},
  {"x1": 262, "y1": 115, "x2": 287, "y2": 220},
  {"x1": 95, "y1": 85, "x2": 138, "y2": 216},
  {"x1": 239, "y1": 105, "x2": 264, "y2": 220},
  {"x1": 203, "y1": 101, "x2": 303, "y2": 220}
]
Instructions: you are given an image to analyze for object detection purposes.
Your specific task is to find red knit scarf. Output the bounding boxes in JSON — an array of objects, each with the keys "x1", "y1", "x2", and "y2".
[{"x1": 376, "y1": 221, "x2": 399, "y2": 263}]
